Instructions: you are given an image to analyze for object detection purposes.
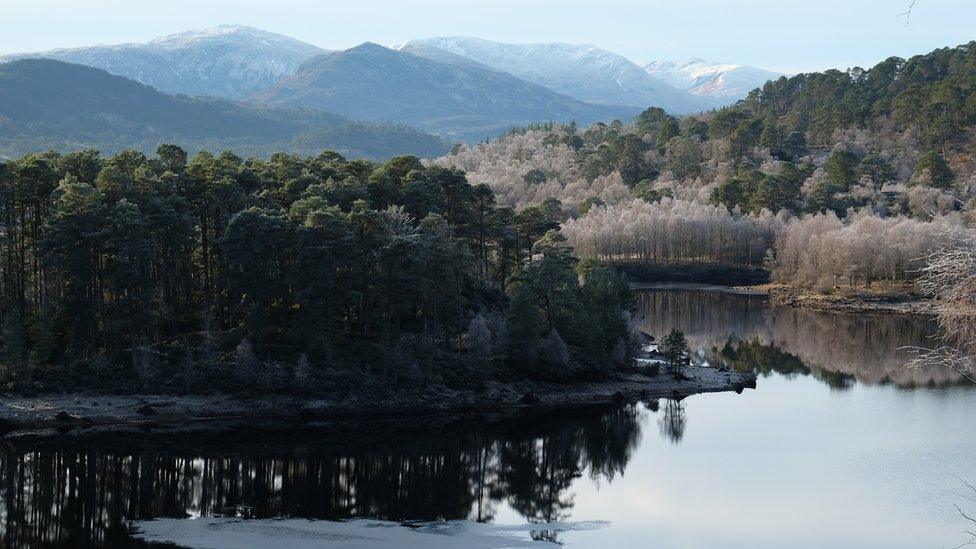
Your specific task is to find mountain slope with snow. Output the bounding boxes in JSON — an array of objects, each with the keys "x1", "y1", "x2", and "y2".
[
  {"x1": 644, "y1": 58, "x2": 784, "y2": 103},
  {"x1": 1, "y1": 25, "x2": 326, "y2": 99},
  {"x1": 399, "y1": 37, "x2": 712, "y2": 114},
  {"x1": 251, "y1": 43, "x2": 637, "y2": 141}
]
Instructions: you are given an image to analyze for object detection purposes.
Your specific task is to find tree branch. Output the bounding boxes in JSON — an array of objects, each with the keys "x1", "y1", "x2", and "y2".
[{"x1": 898, "y1": 0, "x2": 917, "y2": 26}]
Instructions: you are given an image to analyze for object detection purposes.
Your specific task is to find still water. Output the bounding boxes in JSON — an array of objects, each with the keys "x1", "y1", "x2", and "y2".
[{"x1": 1, "y1": 287, "x2": 974, "y2": 548}]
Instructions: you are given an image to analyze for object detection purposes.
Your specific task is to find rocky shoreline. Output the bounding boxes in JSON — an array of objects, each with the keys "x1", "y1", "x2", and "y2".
[{"x1": 0, "y1": 365, "x2": 755, "y2": 438}]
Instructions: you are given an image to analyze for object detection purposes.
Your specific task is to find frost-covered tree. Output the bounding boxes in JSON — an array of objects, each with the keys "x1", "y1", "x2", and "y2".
[
  {"x1": 562, "y1": 198, "x2": 781, "y2": 265},
  {"x1": 907, "y1": 221, "x2": 976, "y2": 382},
  {"x1": 766, "y1": 210, "x2": 954, "y2": 290},
  {"x1": 435, "y1": 128, "x2": 630, "y2": 214}
]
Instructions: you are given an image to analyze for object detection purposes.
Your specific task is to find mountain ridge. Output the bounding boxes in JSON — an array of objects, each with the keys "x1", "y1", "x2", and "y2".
[
  {"x1": 1, "y1": 26, "x2": 787, "y2": 144},
  {"x1": 398, "y1": 36, "x2": 715, "y2": 112},
  {"x1": 251, "y1": 42, "x2": 638, "y2": 141},
  {"x1": 0, "y1": 25, "x2": 326, "y2": 99},
  {"x1": 1, "y1": 26, "x2": 784, "y2": 111},
  {"x1": 0, "y1": 58, "x2": 449, "y2": 159}
]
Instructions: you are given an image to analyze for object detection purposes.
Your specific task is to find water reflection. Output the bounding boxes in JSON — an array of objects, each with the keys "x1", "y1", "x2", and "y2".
[
  {"x1": 636, "y1": 288, "x2": 953, "y2": 387},
  {"x1": 658, "y1": 399, "x2": 687, "y2": 443},
  {"x1": 0, "y1": 406, "x2": 652, "y2": 547}
]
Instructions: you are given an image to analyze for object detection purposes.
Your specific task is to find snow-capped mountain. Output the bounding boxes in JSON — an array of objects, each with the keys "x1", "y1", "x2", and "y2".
[
  {"x1": 0, "y1": 25, "x2": 784, "y2": 143},
  {"x1": 644, "y1": 58, "x2": 783, "y2": 103},
  {"x1": 1, "y1": 25, "x2": 326, "y2": 99},
  {"x1": 252, "y1": 43, "x2": 636, "y2": 141},
  {"x1": 398, "y1": 37, "x2": 712, "y2": 114}
]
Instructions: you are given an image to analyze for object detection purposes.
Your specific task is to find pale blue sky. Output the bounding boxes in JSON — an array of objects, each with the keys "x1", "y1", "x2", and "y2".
[{"x1": 2, "y1": 0, "x2": 974, "y2": 73}]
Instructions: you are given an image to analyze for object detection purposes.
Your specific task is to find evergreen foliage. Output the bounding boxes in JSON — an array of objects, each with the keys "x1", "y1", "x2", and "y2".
[
  {"x1": 0, "y1": 147, "x2": 635, "y2": 392},
  {"x1": 659, "y1": 329, "x2": 689, "y2": 374}
]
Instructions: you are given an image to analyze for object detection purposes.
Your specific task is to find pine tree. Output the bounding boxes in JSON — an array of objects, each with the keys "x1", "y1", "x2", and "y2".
[
  {"x1": 660, "y1": 329, "x2": 689, "y2": 375},
  {"x1": 506, "y1": 286, "x2": 541, "y2": 369}
]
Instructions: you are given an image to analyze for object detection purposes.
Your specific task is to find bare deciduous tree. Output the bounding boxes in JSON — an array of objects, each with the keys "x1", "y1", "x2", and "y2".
[
  {"x1": 906, "y1": 220, "x2": 976, "y2": 383},
  {"x1": 767, "y1": 210, "x2": 955, "y2": 290}
]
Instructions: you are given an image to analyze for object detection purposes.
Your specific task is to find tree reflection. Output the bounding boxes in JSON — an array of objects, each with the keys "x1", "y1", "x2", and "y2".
[
  {"x1": 498, "y1": 436, "x2": 582, "y2": 543},
  {"x1": 658, "y1": 399, "x2": 687, "y2": 443},
  {"x1": 0, "y1": 405, "x2": 646, "y2": 547},
  {"x1": 711, "y1": 339, "x2": 857, "y2": 390},
  {"x1": 637, "y1": 289, "x2": 954, "y2": 387},
  {"x1": 580, "y1": 405, "x2": 644, "y2": 482}
]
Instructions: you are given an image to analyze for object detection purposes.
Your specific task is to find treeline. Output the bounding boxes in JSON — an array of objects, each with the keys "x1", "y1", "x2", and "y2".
[
  {"x1": 0, "y1": 147, "x2": 635, "y2": 392},
  {"x1": 564, "y1": 199, "x2": 956, "y2": 289},
  {"x1": 561, "y1": 198, "x2": 780, "y2": 266}
]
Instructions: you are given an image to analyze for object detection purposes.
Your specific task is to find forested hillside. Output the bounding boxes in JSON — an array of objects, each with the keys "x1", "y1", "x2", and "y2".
[
  {"x1": 0, "y1": 147, "x2": 635, "y2": 393},
  {"x1": 440, "y1": 41, "x2": 976, "y2": 291},
  {"x1": 0, "y1": 59, "x2": 449, "y2": 159}
]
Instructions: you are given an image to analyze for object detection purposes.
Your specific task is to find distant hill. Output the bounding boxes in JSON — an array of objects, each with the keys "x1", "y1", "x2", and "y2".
[
  {"x1": 0, "y1": 25, "x2": 326, "y2": 100},
  {"x1": 645, "y1": 58, "x2": 784, "y2": 102},
  {"x1": 250, "y1": 42, "x2": 637, "y2": 141},
  {"x1": 0, "y1": 59, "x2": 449, "y2": 159},
  {"x1": 399, "y1": 36, "x2": 713, "y2": 112}
]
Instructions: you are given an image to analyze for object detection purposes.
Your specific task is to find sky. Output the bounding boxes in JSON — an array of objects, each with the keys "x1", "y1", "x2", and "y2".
[{"x1": 1, "y1": 0, "x2": 974, "y2": 73}]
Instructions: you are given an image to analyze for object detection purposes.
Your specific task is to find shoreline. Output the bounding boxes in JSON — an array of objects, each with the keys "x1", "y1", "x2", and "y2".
[
  {"x1": 745, "y1": 283, "x2": 933, "y2": 315},
  {"x1": 0, "y1": 365, "x2": 755, "y2": 438},
  {"x1": 630, "y1": 281, "x2": 767, "y2": 295}
]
